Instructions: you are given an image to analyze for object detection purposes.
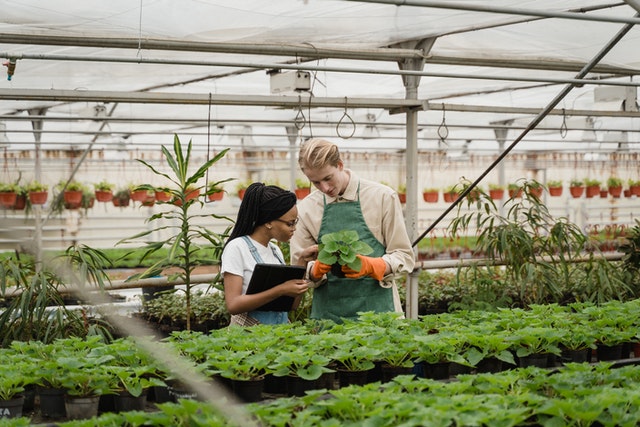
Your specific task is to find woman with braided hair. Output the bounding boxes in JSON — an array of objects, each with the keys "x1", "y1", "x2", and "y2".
[{"x1": 221, "y1": 182, "x2": 313, "y2": 326}]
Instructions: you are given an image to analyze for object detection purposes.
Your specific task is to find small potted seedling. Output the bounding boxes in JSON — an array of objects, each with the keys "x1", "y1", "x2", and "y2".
[{"x1": 317, "y1": 230, "x2": 374, "y2": 277}]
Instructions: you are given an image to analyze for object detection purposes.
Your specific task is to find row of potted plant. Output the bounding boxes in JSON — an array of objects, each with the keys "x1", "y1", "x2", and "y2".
[
  {"x1": 3, "y1": 299, "x2": 639, "y2": 421},
  {"x1": 396, "y1": 177, "x2": 640, "y2": 203},
  {"x1": 6, "y1": 360, "x2": 640, "y2": 427}
]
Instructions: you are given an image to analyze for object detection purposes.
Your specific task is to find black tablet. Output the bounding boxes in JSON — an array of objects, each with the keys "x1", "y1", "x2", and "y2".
[{"x1": 246, "y1": 263, "x2": 306, "y2": 311}]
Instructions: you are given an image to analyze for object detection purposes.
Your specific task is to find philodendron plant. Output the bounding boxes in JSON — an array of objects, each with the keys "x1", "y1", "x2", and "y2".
[{"x1": 317, "y1": 230, "x2": 374, "y2": 272}]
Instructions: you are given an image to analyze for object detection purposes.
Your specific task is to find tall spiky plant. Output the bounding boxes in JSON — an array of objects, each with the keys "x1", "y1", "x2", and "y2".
[{"x1": 118, "y1": 135, "x2": 234, "y2": 330}]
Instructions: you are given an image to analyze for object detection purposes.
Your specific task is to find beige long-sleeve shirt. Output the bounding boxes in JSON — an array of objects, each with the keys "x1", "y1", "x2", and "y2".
[{"x1": 290, "y1": 170, "x2": 415, "y2": 312}]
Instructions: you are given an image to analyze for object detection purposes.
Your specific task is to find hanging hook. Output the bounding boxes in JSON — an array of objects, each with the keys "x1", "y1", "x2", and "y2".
[
  {"x1": 560, "y1": 108, "x2": 568, "y2": 138},
  {"x1": 294, "y1": 94, "x2": 306, "y2": 131},
  {"x1": 336, "y1": 97, "x2": 356, "y2": 139},
  {"x1": 437, "y1": 105, "x2": 449, "y2": 148}
]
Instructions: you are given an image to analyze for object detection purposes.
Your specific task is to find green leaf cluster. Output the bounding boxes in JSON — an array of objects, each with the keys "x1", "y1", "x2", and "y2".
[{"x1": 317, "y1": 230, "x2": 374, "y2": 271}]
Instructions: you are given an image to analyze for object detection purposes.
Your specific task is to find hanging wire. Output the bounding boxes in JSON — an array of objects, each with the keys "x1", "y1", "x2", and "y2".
[
  {"x1": 437, "y1": 105, "x2": 449, "y2": 145},
  {"x1": 294, "y1": 94, "x2": 306, "y2": 131},
  {"x1": 336, "y1": 97, "x2": 356, "y2": 139},
  {"x1": 204, "y1": 92, "x2": 213, "y2": 203},
  {"x1": 560, "y1": 108, "x2": 568, "y2": 138}
]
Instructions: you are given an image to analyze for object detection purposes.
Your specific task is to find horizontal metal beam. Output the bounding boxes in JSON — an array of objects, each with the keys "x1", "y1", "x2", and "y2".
[
  {"x1": 0, "y1": 33, "x2": 421, "y2": 62},
  {"x1": 0, "y1": 88, "x2": 426, "y2": 110},
  {"x1": 1, "y1": 89, "x2": 638, "y2": 119},
  {"x1": 347, "y1": 0, "x2": 640, "y2": 25},
  {"x1": 3, "y1": 51, "x2": 638, "y2": 87}
]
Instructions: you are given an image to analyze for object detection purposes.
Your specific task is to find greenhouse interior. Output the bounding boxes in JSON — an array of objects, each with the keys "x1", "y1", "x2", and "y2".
[{"x1": 1, "y1": 1, "x2": 640, "y2": 425}]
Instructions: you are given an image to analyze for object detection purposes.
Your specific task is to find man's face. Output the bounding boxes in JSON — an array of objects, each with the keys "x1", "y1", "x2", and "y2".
[{"x1": 303, "y1": 162, "x2": 346, "y2": 198}]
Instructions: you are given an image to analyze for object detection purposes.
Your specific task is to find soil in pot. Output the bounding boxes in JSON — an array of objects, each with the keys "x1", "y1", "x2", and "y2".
[{"x1": 330, "y1": 263, "x2": 346, "y2": 278}]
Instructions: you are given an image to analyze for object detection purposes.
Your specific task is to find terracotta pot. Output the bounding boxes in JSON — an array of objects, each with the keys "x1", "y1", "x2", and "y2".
[
  {"x1": 155, "y1": 191, "x2": 171, "y2": 202},
  {"x1": 488, "y1": 189, "x2": 504, "y2": 200},
  {"x1": 443, "y1": 192, "x2": 456, "y2": 203},
  {"x1": 28, "y1": 190, "x2": 48, "y2": 205},
  {"x1": 585, "y1": 185, "x2": 600, "y2": 198},
  {"x1": 569, "y1": 186, "x2": 584, "y2": 198},
  {"x1": 397, "y1": 193, "x2": 406, "y2": 204},
  {"x1": 423, "y1": 191, "x2": 439, "y2": 203},
  {"x1": 13, "y1": 194, "x2": 26, "y2": 210},
  {"x1": 548, "y1": 186, "x2": 563, "y2": 197},
  {"x1": 294, "y1": 187, "x2": 310, "y2": 200},
  {"x1": 130, "y1": 189, "x2": 149, "y2": 202},
  {"x1": 624, "y1": 189, "x2": 632, "y2": 197},
  {"x1": 0, "y1": 191, "x2": 17, "y2": 208},
  {"x1": 631, "y1": 185, "x2": 640, "y2": 196},
  {"x1": 529, "y1": 187, "x2": 543, "y2": 199},
  {"x1": 208, "y1": 191, "x2": 224, "y2": 202},
  {"x1": 237, "y1": 189, "x2": 246, "y2": 200},
  {"x1": 608, "y1": 186, "x2": 622, "y2": 198},
  {"x1": 508, "y1": 188, "x2": 523, "y2": 198},
  {"x1": 63, "y1": 190, "x2": 83, "y2": 205},
  {"x1": 94, "y1": 190, "x2": 113, "y2": 202}
]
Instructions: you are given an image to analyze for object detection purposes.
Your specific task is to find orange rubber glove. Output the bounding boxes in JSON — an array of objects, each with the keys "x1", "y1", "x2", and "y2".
[
  {"x1": 311, "y1": 260, "x2": 331, "y2": 280},
  {"x1": 342, "y1": 255, "x2": 387, "y2": 281}
]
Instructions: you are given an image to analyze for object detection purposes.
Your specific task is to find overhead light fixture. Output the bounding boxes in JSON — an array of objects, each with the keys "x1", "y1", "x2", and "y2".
[{"x1": 268, "y1": 70, "x2": 311, "y2": 94}]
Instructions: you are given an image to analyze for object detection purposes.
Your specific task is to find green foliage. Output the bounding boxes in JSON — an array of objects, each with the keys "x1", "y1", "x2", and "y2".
[
  {"x1": 295, "y1": 178, "x2": 311, "y2": 189},
  {"x1": 317, "y1": 230, "x2": 374, "y2": 271},
  {"x1": 94, "y1": 180, "x2": 115, "y2": 191},
  {"x1": 118, "y1": 135, "x2": 233, "y2": 330}
]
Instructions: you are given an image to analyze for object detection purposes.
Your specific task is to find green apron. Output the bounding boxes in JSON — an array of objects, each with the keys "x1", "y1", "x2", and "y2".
[{"x1": 310, "y1": 184, "x2": 394, "y2": 323}]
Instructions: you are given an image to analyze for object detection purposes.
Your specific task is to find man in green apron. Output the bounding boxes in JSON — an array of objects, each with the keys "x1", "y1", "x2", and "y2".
[{"x1": 290, "y1": 138, "x2": 415, "y2": 323}]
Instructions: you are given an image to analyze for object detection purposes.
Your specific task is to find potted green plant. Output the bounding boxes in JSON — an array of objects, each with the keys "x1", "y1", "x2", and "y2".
[
  {"x1": 294, "y1": 178, "x2": 311, "y2": 200},
  {"x1": 207, "y1": 181, "x2": 230, "y2": 202},
  {"x1": 397, "y1": 183, "x2": 406, "y2": 204},
  {"x1": 584, "y1": 178, "x2": 601, "y2": 198},
  {"x1": 112, "y1": 188, "x2": 131, "y2": 207},
  {"x1": 317, "y1": 229, "x2": 374, "y2": 278},
  {"x1": 607, "y1": 176, "x2": 623, "y2": 198},
  {"x1": 569, "y1": 178, "x2": 584, "y2": 198},
  {"x1": 94, "y1": 179, "x2": 115, "y2": 202},
  {"x1": 0, "y1": 356, "x2": 36, "y2": 419},
  {"x1": 422, "y1": 187, "x2": 439, "y2": 203},
  {"x1": 629, "y1": 179, "x2": 640, "y2": 196},
  {"x1": 547, "y1": 180, "x2": 563, "y2": 197},
  {"x1": 25, "y1": 180, "x2": 49, "y2": 205},
  {"x1": 118, "y1": 135, "x2": 233, "y2": 330},
  {"x1": 507, "y1": 182, "x2": 522, "y2": 198},
  {"x1": 487, "y1": 183, "x2": 504, "y2": 200},
  {"x1": 236, "y1": 180, "x2": 251, "y2": 200},
  {"x1": 0, "y1": 182, "x2": 20, "y2": 208}
]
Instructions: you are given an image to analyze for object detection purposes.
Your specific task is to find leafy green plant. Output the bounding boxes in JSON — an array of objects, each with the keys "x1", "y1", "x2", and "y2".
[
  {"x1": 295, "y1": 178, "x2": 311, "y2": 189},
  {"x1": 25, "y1": 180, "x2": 48, "y2": 193},
  {"x1": 317, "y1": 229, "x2": 374, "y2": 272},
  {"x1": 94, "y1": 180, "x2": 115, "y2": 192},
  {"x1": 607, "y1": 176, "x2": 623, "y2": 188},
  {"x1": 570, "y1": 178, "x2": 584, "y2": 187},
  {"x1": 118, "y1": 134, "x2": 233, "y2": 330},
  {"x1": 547, "y1": 180, "x2": 562, "y2": 188}
]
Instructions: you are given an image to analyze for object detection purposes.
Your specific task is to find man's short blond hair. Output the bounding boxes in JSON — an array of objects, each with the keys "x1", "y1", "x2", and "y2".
[{"x1": 298, "y1": 138, "x2": 341, "y2": 171}]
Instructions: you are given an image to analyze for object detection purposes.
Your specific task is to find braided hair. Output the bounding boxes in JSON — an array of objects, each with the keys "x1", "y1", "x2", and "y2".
[{"x1": 226, "y1": 182, "x2": 296, "y2": 245}]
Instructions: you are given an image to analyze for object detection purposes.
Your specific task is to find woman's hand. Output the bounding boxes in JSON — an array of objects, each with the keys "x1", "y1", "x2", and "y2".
[{"x1": 279, "y1": 279, "x2": 309, "y2": 297}]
